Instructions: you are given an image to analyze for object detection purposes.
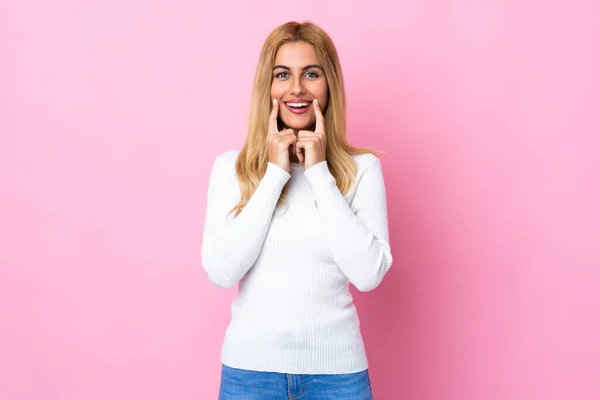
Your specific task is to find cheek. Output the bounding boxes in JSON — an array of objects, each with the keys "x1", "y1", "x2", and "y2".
[
  {"x1": 318, "y1": 93, "x2": 329, "y2": 111},
  {"x1": 320, "y1": 93, "x2": 328, "y2": 105},
  {"x1": 317, "y1": 84, "x2": 328, "y2": 106},
  {"x1": 270, "y1": 82, "x2": 285, "y2": 98}
]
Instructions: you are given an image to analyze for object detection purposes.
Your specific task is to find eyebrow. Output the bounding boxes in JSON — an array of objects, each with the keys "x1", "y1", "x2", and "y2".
[{"x1": 273, "y1": 64, "x2": 324, "y2": 71}]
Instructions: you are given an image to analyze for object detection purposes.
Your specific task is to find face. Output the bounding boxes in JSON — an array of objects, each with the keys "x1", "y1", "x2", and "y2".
[{"x1": 271, "y1": 41, "x2": 329, "y2": 131}]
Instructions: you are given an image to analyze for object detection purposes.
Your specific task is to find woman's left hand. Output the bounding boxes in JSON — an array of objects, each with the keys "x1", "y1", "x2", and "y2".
[{"x1": 296, "y1": 99, "x2": 327, "y2": 170}]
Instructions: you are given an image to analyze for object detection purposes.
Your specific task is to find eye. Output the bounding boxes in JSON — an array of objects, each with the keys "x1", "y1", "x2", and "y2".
[
  {"x1": 275, "y1": 72, "x2": 288, "y2": 79},
  {"x1": 305, "y1": 71, "x2": 319, "y2": 79}
]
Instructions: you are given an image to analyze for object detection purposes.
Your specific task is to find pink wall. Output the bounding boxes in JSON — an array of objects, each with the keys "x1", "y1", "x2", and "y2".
[{"x1": 1, "y1": 1, "x2": 598, "y2": 399}]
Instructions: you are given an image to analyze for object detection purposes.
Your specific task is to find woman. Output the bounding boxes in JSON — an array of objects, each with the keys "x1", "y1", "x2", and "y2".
[{"x1": 201, "y1": 21, "x2": 393, "y2": 400}]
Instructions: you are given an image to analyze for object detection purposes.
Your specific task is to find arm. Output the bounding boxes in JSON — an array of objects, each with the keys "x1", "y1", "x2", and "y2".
[
  {"x1": 201, "y1": 154, "x2": 291, "y2": 288},
  {"x1": 304, "y1": 157, "x2": 393, "y2": 291}
]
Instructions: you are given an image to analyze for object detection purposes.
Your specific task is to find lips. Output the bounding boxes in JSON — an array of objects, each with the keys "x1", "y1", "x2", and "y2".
[{"x1": 283, "y1": 98, "x2": 313, "y2": 115}]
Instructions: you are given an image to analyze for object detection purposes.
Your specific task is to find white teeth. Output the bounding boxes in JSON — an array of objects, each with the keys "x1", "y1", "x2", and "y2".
[{"x1": 286, "y1": 102, "x2": 310, "y2": 108}]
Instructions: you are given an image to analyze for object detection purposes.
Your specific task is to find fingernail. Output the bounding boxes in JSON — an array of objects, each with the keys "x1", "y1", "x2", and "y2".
[
  {"x1": 314, "y1": 99, "x2": 318, "y2": 105},
  {"x1": 273, "y1": 98, "x2": 278, "y2": 105}
]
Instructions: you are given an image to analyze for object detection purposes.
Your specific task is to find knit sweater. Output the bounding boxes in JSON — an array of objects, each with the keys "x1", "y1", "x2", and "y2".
[{"x1": 200, "y1": 149, "x2": 393, "y2": 374}]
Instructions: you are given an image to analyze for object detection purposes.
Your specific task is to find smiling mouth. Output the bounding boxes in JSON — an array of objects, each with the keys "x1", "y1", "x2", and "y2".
[
  {"x1": 284, "y1": 101, "x2": 312, "y2": 114},
  {"x1": 284, "y1": 101, "x2": 311, "y2": 109}
]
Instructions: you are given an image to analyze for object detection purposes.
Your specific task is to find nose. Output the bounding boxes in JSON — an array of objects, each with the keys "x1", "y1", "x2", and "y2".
[{"x1": 289, "y1": 75, "x2": 306, "y2": 95}]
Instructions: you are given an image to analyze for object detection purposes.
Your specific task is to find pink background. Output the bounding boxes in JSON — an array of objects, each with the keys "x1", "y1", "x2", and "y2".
[{"x1": 1, "y1": 1, "x2": 599, "y2": 399}]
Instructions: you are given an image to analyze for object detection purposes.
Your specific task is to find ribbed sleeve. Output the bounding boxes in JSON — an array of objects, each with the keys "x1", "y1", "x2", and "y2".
[
  {"x1": 303, "y1": 159, "x2": 393, "y2": 291},
  {"x1": 201, "y1": 155, "x2": 291, "y2": 288}
]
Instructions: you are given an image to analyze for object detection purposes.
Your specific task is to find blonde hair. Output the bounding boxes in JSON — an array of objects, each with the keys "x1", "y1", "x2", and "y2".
[{"x1": 230, "y1": 21, "x2": 377, "y2": 217}]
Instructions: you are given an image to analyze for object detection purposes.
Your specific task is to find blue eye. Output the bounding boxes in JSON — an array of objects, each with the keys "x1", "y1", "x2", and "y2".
[{"x1": 274, "y1": 71, "x2": 319, "y2": 79}]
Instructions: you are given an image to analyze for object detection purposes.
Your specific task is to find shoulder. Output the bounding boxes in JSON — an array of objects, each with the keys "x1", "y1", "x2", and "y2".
[
  {"x1": 350, "y1": 152, "x2": 382, "y2": 177},
  {"x1": 207, "y1": 150, "x2": 243, "y2": 199},
  {"x1": 206, "y1": 149, "x2": 242, "y2": 188},
  {"x1": 215, "y1": 148, "x2": 242, "y2": 165},
  {"x1": 342, "y1": 153, "x2": 386, "y2": 201},
  {"x1": 211, "y1": 148, "x2": 242, "y2": 174}
]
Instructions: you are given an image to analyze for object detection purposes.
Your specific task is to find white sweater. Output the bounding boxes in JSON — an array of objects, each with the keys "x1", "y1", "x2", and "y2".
[{"x1": 201, "y1": 149, "x2": 393, "y2": 374}]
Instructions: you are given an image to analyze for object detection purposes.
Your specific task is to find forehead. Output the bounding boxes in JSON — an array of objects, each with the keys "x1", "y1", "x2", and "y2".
[{"x1": 274, "y1": 42, "x2": 320, "y2": 67}]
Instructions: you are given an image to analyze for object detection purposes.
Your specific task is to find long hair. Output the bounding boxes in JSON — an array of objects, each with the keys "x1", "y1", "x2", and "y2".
[{"x1": 230, "y1": 21, "x2": 376, "y2": 217}]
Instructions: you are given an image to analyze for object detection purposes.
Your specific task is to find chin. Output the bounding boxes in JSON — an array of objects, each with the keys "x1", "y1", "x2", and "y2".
[{"x1": 282, "y1": 116, "x2": 316, "y2": 130}]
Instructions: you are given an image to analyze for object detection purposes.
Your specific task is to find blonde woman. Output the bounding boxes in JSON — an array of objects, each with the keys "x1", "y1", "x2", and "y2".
[{"x1": 201, "y1": 21, "x2": 393, "y2": 400}]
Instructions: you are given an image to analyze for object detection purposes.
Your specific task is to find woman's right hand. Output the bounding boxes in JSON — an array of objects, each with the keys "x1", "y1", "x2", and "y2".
[{"x1": 267, "y1": 99, "x2": 297, "y2": 174}]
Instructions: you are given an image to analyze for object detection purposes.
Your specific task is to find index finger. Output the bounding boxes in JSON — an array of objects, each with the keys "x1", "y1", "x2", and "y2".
[
  {"x1": 268, "y1": 98, "x2": 280, "y2": 133},
  {"x1": 313, "y1": 99, "x2": 325, "y2": 133}
]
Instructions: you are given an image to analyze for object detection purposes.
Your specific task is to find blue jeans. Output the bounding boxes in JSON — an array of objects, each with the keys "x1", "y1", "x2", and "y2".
[{"x1": 218, "y1": 363, "x2": 373, "y2": 399}]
